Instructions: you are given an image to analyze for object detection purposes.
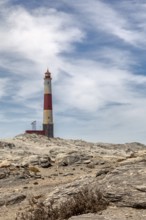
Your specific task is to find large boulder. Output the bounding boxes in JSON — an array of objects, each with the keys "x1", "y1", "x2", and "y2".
[
  {"x1": 55, "y1": 153, "x2": 81, "y2": 166},
  {"x1": 22, "y1": 155, "x2": 40, "y2": 166},
  {"x1": 98, "y1": 159, "x2": 146, "y2": 208},
  {"x1": 39, "y1": 155, "x2": 52, "y2": 168},
  {"x1": 0, "y1": 160, "x2": 11, "y2": 168}
]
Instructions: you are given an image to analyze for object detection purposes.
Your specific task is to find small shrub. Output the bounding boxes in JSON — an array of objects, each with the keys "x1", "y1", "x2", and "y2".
[{"x1": 16, "y1": 187, "x2": 108, "y2": 220}]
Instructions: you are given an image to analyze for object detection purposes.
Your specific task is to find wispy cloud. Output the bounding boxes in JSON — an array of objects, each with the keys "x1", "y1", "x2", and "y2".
[
  {"x1": 0, "y1": 0, "x2": 146, "y2": 143},
  {"x1": 0, "y1": 1, "x2": 84, "y2": 72},
  {"x1": 55, "y1": 60, "x2": 146, "y2": 113},
  {"x1": 64, "y1": 0, "x2": 146, "y2": 47},
  {"x1": 0, "y1": 78, "x2": 10, "y2": 98},
  {"x1": 0, "y1": 0, "x2": 84, "y2": 120}
]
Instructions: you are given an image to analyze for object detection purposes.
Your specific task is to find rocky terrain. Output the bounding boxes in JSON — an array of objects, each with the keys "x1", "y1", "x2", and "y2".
[{"x1": 1, "y1": 133, "x2": 146, "y2": 219}]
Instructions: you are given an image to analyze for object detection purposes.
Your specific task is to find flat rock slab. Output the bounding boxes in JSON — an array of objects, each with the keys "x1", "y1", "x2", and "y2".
[
  {"x1": 0, "y1": 193, "x2": 26, "y2": 206},
  {"x1": 98, "y1": 160, "x2": 146, "y2": 208},
  {"x1": 69, "y1": 206, "x2": 146, "y2": 220}
]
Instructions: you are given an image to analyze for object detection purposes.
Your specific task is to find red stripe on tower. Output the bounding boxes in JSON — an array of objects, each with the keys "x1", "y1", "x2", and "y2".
[{"x1": 44, "y1": 94, "x2": 52, "y2": 110}]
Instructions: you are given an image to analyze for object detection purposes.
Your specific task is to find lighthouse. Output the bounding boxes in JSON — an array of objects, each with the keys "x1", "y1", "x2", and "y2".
[
  {"x1": 43, "y1": 69, "x2": 54, "y2": 137},
  {"x1": 25, "y1": 69, "x2": 54, "y2": 137}
]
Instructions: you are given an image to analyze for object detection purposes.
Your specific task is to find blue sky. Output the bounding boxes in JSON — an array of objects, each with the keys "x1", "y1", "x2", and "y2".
[{"x1": 1, "y1": 0, "x2": 146, "y2": 143}]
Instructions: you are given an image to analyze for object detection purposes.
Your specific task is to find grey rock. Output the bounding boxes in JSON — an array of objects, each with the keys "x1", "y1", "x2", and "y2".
[
  {"x1": 28, "y1": 155, "x2": 40, "y2": 165},
  {"x1": 63, "y1": 173, "x2": 74, "y2": 176},
  {"x1": 83, "y1": 160, "x2": 91, "y2": 164},
  {"x1": 0, "y1": 193, "x2": 26, "y2": 206},
  {"x1": 0, "y1": 160, "x2": 11, "y2": 168},
  {"x1": 40, "y1": 161, "x2": 51, "y2": 168},
  {"x1": 44, "y1": 177, "x2": 94, "y2": 206},
  {"x1": 39, "y1": 155, "x2": 52, "y2": 168},
  {"x1": 40, "y1": 155, "x2": 50, "y2": 162},
  {"x1": 86, "y1": 163, "x2": 95, "y2": 169},
  {"x1": 98, "y1": 160, "x2": 146, "y2": 208},
  {"x1": 0, "y1": 172, "x2": 6, "y2": 179},
  {"x1": 68, "y1": 206, "x2": 146, "y2": 220},
  {"x1": 0, "y1": 141, "x2": 15, "y2": 149},
  {"x1": 56, "y1": 153, "x2": 81, "y2": 166},
  {"x1": 5, "y1": 194, "x2": 26, "y2": 205},
  {"x1": 95, "y1": 161, "x2": 105, "y2": 165},
  {"x1": 40, "y1": 158, "x2": 48, "y2": 163},
  {"x1": 96, "y1": 168, "x2": 110, "y2": 177},
  {"x1": 6, "y1": 193, "x2": 26, "y2": 205}
]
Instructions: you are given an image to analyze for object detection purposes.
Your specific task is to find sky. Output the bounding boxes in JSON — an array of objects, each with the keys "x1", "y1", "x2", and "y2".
[{"x1": 1, "y1": 0, "x2": 146, "y2": 143}]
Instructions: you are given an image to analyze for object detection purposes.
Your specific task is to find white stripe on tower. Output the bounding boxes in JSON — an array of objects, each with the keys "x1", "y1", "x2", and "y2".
[{"x1": 43, "y1": 69, "x2": 54, "y2": 137}]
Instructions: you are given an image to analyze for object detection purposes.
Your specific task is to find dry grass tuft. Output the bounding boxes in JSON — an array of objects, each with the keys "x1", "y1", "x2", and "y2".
[{"x1": 16, "y1": 186, "x2": 108, "y2": 220}]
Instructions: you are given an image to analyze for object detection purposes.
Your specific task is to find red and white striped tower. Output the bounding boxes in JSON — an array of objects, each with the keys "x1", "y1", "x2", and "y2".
[{"x1": 43, "y1": 69, "x2": 54, "y2": 137}]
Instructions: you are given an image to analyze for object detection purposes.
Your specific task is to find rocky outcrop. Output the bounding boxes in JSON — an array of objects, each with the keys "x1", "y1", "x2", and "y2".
[
  {"x1": 69, "y1": 207, "x2": 146, "y2": 220},
  {"x1": 98, "y1": 159, "x2": 146, "y2": 208},
  {"x1": 0, "y1": 134, "x2": 146, "y2": 220},
  {"x1": 44, "y1": 158, "x2": 146, "y2": 206},
  {"x1": 0, "y1": 141, "x2": 15, "y2": 149},
  {"x1": 44, "y1": 176, "x2": 95, "y2": 206}
]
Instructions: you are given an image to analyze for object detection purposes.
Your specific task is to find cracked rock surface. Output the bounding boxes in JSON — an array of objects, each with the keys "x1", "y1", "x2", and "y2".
[{"x1": 0, "y1": 133, "x2": 146, "y2": 219}]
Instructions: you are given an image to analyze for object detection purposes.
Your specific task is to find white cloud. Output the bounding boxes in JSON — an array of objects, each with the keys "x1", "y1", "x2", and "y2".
[
  {"x1": 0, "y1": 0, "x2": 84, "y2": 110},
  {"x1": 0, "y1": 78, "x2": 10, "y2": 98},
  {"x1": 0, "y1": 1, "x2": 84, "y2": 74},
  {"x1": 54, "y1": 60, "x2": 146, "y2": 113},
  {"x1": 0, "y1": 0, "x2": 146, "y2": 143},
  {"x1": 97, "y1": 48, "x2": 137, "y2": 69},
  {"x1": 64, "y1": 0, "x2": 146, "y2": 47}
]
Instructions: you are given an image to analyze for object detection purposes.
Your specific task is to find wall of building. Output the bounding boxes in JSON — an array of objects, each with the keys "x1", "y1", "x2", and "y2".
[{"x1": 25, "y1": 130, "x2": 45, "y2": 135}]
